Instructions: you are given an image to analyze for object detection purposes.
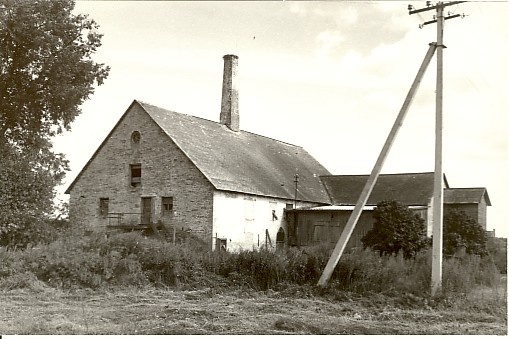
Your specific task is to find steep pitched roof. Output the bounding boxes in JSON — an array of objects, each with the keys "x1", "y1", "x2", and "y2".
[
  {"x1": 320, "y1": 172, "x2": 446, "y2": 206},
  {"x1": 444, "y1": 188, "x2": 492, "y2": 206},
  {"x1": 139, "y1": 101, "x2": 331, "y2": 203},
  {"x1": 66, "y1": 100, "x2": 331, "y2": 203}
]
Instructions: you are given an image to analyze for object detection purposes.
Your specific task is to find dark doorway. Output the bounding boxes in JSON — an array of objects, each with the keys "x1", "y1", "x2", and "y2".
[
  {"x1": 216, "y1": 238, "x2": 227, "y2": 251},
  {"x1": 141, "y1": 197, "x2": 152, "y2": 225},
  {"x1": 276, "y1": 227, "x2": 285, "y2": 250}
]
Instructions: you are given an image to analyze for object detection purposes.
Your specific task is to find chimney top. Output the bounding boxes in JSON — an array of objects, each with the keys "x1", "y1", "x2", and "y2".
[
  {"x1": 224, "y1": 54, "x2": 238, "y2": 60},
  {"x1": 220, "y1": 54, "x2": 239, "y2": 132}
]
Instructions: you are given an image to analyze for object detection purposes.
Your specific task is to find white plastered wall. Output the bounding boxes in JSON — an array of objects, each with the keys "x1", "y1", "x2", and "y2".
[{"x1": 212, "y1": 191, "x2": 317, "y2": 251}]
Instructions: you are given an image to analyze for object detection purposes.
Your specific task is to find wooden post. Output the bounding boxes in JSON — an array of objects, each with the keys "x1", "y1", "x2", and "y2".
[
  {"x1": 431, "y1": 2, "x2": 445, "y2": 297},
  {"x1": 294, "y1": 174, "x2": 299, "y2": 209},
  {"x1": 317, "y1": 43, "x2": 437, "y2": 287}
]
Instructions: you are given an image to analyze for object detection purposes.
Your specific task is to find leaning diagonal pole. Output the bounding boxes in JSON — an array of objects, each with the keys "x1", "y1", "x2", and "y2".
[{"x1": 317, "y1": 43, "x2": 437, "y2": 287}]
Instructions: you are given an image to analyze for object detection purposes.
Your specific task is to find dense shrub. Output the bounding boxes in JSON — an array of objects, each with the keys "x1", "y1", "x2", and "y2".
[
  {"x1": 361, "y1": 200, "x2": 429, "y2": 259},
  {"x1": 25, "y1": 241, "x2": 104, "y2": 288},
  {"x1": 443, "y1": 209, "x2": 487, "y2": 256}
]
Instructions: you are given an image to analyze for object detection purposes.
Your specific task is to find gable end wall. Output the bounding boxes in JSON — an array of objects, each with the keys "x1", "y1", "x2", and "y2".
[{"x1": 68, "y1": 103, "x2": 214, "y2": 243}]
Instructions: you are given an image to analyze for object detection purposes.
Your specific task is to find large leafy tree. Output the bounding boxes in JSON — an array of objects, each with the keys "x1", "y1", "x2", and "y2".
[
  {"x1": 443, "y1": 209, "x2": 487, "y2": 256},
  {"x1": 0, "y1": 0, "x2": 109, "y2": 247},
  {"x1": 361, "y1": 200, "x2": 429, "y2": 259}
]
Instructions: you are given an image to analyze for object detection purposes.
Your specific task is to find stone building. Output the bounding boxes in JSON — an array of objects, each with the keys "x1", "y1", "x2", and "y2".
[
  {"x1": 65, "y1": 55, "x2": 330, "y2": 250},
  {"x1": 66, "y1": 54, "x2": 492, "y2": 251}
]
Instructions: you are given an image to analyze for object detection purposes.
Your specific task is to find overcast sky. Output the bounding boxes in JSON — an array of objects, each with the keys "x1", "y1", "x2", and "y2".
[{"x1": 53, "y1": 1, "x2": 508, "y2": 237}]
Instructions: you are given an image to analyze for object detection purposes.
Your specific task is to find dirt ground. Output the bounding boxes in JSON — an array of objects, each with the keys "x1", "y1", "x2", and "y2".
[{"x1": 0, "y1": 281, "x2": 506, "y2": 335}]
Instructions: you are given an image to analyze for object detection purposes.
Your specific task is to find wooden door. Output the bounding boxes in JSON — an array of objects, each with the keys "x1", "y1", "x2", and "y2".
[{"x1": 141, "y1": 197, "x2": 152, "y2": 225}]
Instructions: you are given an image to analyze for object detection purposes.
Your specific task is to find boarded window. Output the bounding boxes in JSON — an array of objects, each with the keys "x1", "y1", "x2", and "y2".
[
  {"x1": 162, "y1": 197, "x2": 173, "y2": 214},
  {"x1": 130, "y1": 164, "x2": 141, "y2": 187},
  {"x1": 99, "y1": 198, "x2": 109, "y2": 217},
  {"x1": 244, "y1": 197, "x2": 255, "y2": 221}
]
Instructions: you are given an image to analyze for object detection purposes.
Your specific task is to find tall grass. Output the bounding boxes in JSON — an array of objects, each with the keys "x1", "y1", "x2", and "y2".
[{"x1": 0, "y1": 230, "x2": 501, "y2": 299}]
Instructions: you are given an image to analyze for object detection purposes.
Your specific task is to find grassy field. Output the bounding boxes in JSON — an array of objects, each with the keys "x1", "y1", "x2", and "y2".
[
  {"x1": 0, "y1": 232, "x2": 506, "y2": 335},
  {"x1": 0, "y1": 278, "x2": 506, "y2": 335}
]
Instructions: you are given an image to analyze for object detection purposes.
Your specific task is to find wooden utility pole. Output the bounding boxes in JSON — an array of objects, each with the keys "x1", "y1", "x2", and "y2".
[
  {"x1": 294, "y1": 174, "x2": 299, "y2": 208},
  {"x1": 317, "y1": 1, "x2": 466, "y2": 289},
  {"x1": 317, "y1": 42, "x2": 437, "y2": 287},
  {"x1": 433, "y1": 1, "x2": 446, "y2": 298},
  {"x1": 409, "y1": 0, "x2": 465, "y2": 297}
]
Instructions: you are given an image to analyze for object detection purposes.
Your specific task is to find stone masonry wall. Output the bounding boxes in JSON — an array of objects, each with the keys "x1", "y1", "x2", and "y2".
[{"x1": 68, "y1": 102, "x2": 215, "y2": 244}]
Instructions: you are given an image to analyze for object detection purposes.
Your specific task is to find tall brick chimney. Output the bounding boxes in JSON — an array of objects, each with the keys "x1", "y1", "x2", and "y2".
[{"x1": 220, "y1": 54, "x2": 239, "y2": 132}]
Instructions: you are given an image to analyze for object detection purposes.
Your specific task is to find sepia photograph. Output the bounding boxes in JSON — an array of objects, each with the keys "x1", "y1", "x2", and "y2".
[{"x1": 0, "y1": 0, "x2": 507, "y2": 335}]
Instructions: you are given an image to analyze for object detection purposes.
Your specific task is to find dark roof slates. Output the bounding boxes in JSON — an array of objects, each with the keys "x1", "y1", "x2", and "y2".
[
  {"x1": 320, "y1": 172, "x2": 436, "y2": 206},
  {"x1": 138, "y1": 101, "x2": 331, "y2": 203},
  {"x1": 444, "y1": 188, "x2": 492, "y2": 206}
]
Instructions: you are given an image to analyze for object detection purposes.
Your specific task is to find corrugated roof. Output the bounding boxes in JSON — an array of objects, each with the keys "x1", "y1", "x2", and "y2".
[
  {"x1": 444, "y1": 188, "x2": 492, "y2": 206},
  {"x1": 138, "y1": 101, "x2": 331, "y2": 203},
  {"x1": 320, "y1": 172, "x2": 439, "y2": 206}
]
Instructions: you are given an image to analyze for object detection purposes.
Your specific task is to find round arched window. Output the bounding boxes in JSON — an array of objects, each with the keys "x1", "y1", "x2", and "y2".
[{"x1": 131, "y1": 131, "x2": 141, "y2": 144}]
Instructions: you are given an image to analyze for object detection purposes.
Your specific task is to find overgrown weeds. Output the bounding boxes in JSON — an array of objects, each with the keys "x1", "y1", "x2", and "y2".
[{"x1": 0, "y1": 229, "x2": 503, "y2": 304}]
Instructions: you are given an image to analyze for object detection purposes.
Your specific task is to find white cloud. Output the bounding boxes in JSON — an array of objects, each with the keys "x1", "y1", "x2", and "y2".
[
  {"x1": 288, "y1": 2, "x2": 307, "y2": 16},
  {"x1": 335, "y1": 6, "x2": 359, "y2": 26},
  {"x1": 315, "y1": 30, "x2": 345, "y2": 60}
]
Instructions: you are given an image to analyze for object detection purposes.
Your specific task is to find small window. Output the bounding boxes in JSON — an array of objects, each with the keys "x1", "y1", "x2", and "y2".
[
  {"x1": 131, "y1": 131, "x2": 141, "y2": 144},
  {"x1": 130, "y1": 164, "x2": 141, "y2": 187},
  {"x1": 99, "y1": 198, "x2": 109, "y2": 217},
  {"x1": 162, "y1": 197, "x2": 173, "y2": 214}
]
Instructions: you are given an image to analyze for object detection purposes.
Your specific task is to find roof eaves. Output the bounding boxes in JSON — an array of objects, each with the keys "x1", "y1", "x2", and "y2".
[{"x1": 484, "y1": 189, "x2": 492, "y2": 206}]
